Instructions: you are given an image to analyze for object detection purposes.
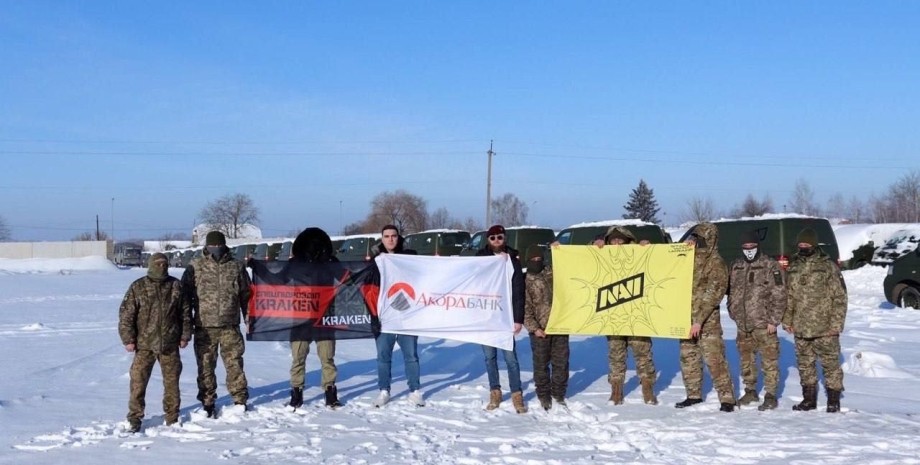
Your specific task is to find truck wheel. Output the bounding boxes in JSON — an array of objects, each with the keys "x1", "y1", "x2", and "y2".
[{"x1": 899, "y1": 286, "x2": 920, "y2": 310}]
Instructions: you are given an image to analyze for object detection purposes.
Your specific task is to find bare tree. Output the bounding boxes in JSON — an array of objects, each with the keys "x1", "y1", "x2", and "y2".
[
  {"x1": 429, "y1": 207, "x2": 452, "y2": 229},
  {"x1": 0, "y1": 215, "x2": 10, "y2": 241},
  {"x1": 367, "y1": 189, "x2": 428, "y2": 234},
  {"x1": 490, "y1": 193, "x2": 530, "y2": 226},
  {"x1": 462, "y1": 217, "x2": 482, "y2": 233},
  {"x1": 847, "y1": 196, "x2": 867, "y2": 223},
  {"x1": 825, "y1": 193, "x2": 847, "y2": 220},
  {"x1": 681, "y1": 196, "x2": 716, "y2": 223},
  {"x1": 732, "y1": 194, "x2": 773, "y2": 217},
  {"x1": 788, "y1": 179, "x2": 819, "y2": 216},
  {"x1": 887, "y1": 170, "x2": 920, "y2": 222},
  {"x1": 199, "y1": 193, "x2": 260, "y2": 239}
]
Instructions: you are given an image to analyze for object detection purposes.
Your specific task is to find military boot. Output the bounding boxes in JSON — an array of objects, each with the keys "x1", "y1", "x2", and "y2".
[
  {"x1": 792, "y1": 385, "x2": 817, "y2": 411},
  {"x1": 640, "y1": 379, "x2": 658, "y2": 405},
  {"x1": 289, "y1": 387, "x2": 304, "y2": 408},
  {"x1": 738, "y1": 388, "x2": 760, "y2": 406},
  {"x1": 719, "y1": 402, "x2": 735, "y2": 412},
  {"x1": 511, "y1": 391, "x2": 528, "y2": 414},
  {"x1": 609, "y1": 381, "x2": 624, "y2": 405},
  {"x1": 757, "y1": 393, "x2": 778, "y2": 411},
  {"x1": 486, "y1": 389, "x2": 502, "y2": 410},
  {"x1": 675, "y1": 397, "x2": 703, "y2": 409},
  {"x1": 538, "y1": 395, "x2": 552, "y2": 411},
  {"x1": 826, "y1": 388, "x2": 841, "y2": 413},
  {"x1": 325, "y1": 385, "x2": 343, "y2": 408}
]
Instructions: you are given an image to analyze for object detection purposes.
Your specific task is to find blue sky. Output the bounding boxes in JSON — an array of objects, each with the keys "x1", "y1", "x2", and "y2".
[{"x1": 2, "y1": 1, "x2": 918, "y2": 241}]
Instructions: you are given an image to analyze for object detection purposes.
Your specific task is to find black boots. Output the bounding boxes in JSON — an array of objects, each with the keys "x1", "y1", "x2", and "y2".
[
  {"x1": 674, "y1": 397, "x2": 704, "y2": 408},
  {"x1": 826, "y1": 388, "x2": 841, "y2": 413},
  {"x1": 325, "y1": 385, "x2": 343, "y2": 408},
  {"x1": 719, "y1": 402, "x2": 735, "y2": 413},
  {"x1": 289, "y1": 387, "x2": 304, "y2": 408},
  {"x1": 792, "y1": 385, "x2": 818, "y2": 411}
]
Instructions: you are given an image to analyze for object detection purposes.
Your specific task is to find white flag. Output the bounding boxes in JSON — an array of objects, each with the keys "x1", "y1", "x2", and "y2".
[{"x1": 375, "y1": 254, "x2": 514, "y2": 350}]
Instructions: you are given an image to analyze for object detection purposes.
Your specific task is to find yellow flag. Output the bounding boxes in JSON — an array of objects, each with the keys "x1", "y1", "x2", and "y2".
[{"x1": 545, "y1": 244, "x2": 694, "y2": 339}]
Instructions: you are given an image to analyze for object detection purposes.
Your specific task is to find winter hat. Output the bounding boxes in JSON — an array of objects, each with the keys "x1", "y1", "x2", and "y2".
[
  {"x1": 739, "y1": 230, "x2": 760, "y2": 246},
  {"x1": 796, "y1": 228, "x2": 818, "y2": 247},
  {"x1": 292, "y1": 227, "x2": 334, "y2": 262},
  {"x1": 605, "y1": 226, "x2": 636, "y2": 244},
  {"x1": 205, "y1": 231, "x2": 226, "y2": 246},
  {"x1": 526, "y1": 244, "x2": 544, "y2": 261},
  {"x1": 487, "y1": 225, "x2": 506, "y2": 236},
  {"x1": 148, "y1": 252, "x2": 168, "y2": 267},
  {"x1": 147, "y1": 252, "x2": 169, "y2": 280}
]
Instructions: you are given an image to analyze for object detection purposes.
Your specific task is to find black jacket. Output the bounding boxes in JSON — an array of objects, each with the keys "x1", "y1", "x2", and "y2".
[{"x1": 476, "y1": 245, "x2": 525, "y2": 324}]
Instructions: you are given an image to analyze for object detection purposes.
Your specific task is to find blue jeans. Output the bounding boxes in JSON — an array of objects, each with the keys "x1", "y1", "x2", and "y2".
[
  {"x1": 482, "y1": 340, "x2": 522, "y2": 393},
  {"x1": 376, "y1": 333, "x2": 421, "y2": 392}
]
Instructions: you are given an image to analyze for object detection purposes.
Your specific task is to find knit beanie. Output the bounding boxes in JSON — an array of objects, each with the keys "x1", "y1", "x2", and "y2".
[
  {"x1": 739, "y1": 230, "x2": 760, "y2": 245},
  {"x1": 205, "y1": 231, "x2": 226, "y2": 246},
  {"x1": 796, "y1": 228, "x2": 818, "y2": 247}
]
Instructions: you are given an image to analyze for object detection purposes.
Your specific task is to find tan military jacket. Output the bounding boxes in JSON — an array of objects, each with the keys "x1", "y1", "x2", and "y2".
[
  {"x1": 524, "y1": 267, "x2": 554, "y2": 332},
  {"x1": 119, "y1": 276, "x2": 192, "y2": 353},
  {"x1": 728, "y1": 253, "x2": 787, "y2": 331},
  {"x1": 782, "y1": 250, "x2": 847, "y2": 337}
]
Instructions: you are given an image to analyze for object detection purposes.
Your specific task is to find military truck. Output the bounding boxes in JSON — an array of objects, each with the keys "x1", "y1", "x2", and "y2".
[
  {"x1": 460, "y1": 226, "x2": 556, "y2": 257},
  {"x1": 404, "y1": 229, "x2": 471, "y2": 256},
  {"x1": 884, "y1": 248, "x2": 920, "y2": 309}
]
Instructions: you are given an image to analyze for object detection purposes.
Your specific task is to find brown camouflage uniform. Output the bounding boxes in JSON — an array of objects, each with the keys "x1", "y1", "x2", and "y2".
[
  {"x1": 182, "y1": 247, "x2": 252, "y2": 406},
  {"x1": 728, "y1": 253, "x2": 786, "y2": 396},
  {"x1": 782, "y1": 249, "x2": 847, "y2": 391},
  {"x1": 119, "y1": 272, "x2": 191, "y2": 425},
  {"x1": 679, "y1": 223, "x2": 736, "y2": 403},
  {"x1": 524, "y1": 266, "x2": 569, "y2": 400}
]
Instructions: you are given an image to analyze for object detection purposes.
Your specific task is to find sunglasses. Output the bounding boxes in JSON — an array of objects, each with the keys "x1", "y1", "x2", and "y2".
[{"x1": 488, "y1": 234, "x2": 504, "y2": 241}]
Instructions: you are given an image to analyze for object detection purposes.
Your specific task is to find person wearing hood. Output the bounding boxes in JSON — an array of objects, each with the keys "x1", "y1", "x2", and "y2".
[
  {"x1": 675, "y1": 222, "x2": 737, "y2": 412},
  {"x1": 476, "y1": 224, "x2": 527, "y2": 413},
  {"x1": 523, "y1": 244, "x2": 569, "y2": 410},
  {"x1": 727, "y1": 230, "x2": 787, "y2": 411},
  {"x1": 782, "y1": 228, "x2": 848, "y2": 413},
  {"x1": 371, "y1": 224, "x2": 424, "y2": 408},
  {"x1": 287, "y1": 227, "x2": 347, "y2": 409},
  {"x1": 181, "y1": 231, "x2": 252, "y2": 418},
  {"x1": 597, "y1": 226, "x2": 659, "y2": 406},
  {"x1": 119, "y1": 253, "x2": 192, "y2": 433}
]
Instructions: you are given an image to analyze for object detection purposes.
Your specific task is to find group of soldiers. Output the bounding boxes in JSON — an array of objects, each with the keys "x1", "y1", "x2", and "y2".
[
  {"x1": 118, "y1": 221, "x2": 848, "y2": 432},
  {"x1": 522, "y1": 222, "x2": 847, "y2": 414}
]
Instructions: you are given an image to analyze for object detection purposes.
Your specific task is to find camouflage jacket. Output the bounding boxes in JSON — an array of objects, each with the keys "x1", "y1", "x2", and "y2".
[
  {"x1": 781, "y1": 249, "x2": 847, "y2": 338},
  {"x1": 728, "y1": 253, "x2": 787, "y2": 331},
  {"x1": 523, "y1": 266, "x2": 554, "y2": 332},
  {"x1": 118, "y1": 276, "x2": 191, "y2": 353},
  {"x1": 691, "y1": 223, "x2": 728, "y2": 333},
  {"x1": 181, "y1": 248, "x2": 252, "y2": 328}
]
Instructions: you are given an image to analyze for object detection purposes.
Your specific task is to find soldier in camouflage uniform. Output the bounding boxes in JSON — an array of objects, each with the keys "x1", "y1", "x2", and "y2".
[
  {"x1": 676, "y1": 222, "x2": 737, "y2": 412},
  {"x1": 728, "y1": 230, "x2": 787, "y2": 411},
  {"x1": 597, "y1": 226, "x2": 658, "y2": 406},
  {"x1": 119, "y1": 253, "x2": 192, "y2": 432},
  {"x1": 782, "y1": 228, "x2": 847, "y2": 413},
  {"x1": 181, "y1": 231, "x2": 252, "y2": 417},
  {"x1": 523, "y1": 244, "x2": 569, "y2": 411}
]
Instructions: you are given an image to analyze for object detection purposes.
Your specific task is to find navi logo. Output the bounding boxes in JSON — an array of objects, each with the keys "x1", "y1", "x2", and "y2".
[
  {"x1": 386, "y1": 282, "x2": 417, "y2": 311},
  {"x1": 595, "y1": 273, "x2": 645, "y2": 313}
]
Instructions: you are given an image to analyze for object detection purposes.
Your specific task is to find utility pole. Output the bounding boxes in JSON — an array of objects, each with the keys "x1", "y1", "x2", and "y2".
[
  {"x1": 486, "y1": 140, "x2": 494, "y2": 227},
  {"x1": 96, "y1": 215, "x2": 101, "y2": 240},
  {"x1": 111, "y1": 197, "x2": 115, "y2": 243}
]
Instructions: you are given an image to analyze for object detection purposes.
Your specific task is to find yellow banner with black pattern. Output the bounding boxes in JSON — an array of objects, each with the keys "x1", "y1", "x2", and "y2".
[{"x1": 545, "y1": 244, "x2": 694, "y2": 339}]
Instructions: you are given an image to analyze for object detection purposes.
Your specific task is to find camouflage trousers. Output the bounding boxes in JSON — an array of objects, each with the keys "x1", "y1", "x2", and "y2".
[
  {"x1": 127, "y1": 349, "x2": 182, "y2": 424},
  {"x1": 679, "y1": 333, "x2": 736, "y2": 403},
  {"x1": 794, "y1": 335, "x2": 844, "y2": 391},
  {"x1": 607, "y1": 335, "x2": 656, "y2": 385},
  {"x1": 194, "y1": 326, "x2": 249, "y2": 406},
  {"x1": 736, "y1": 328, "x2": 780, "y2": 395},
  {"x1": 530, "y1": 334, "x2": 569, "y2": 399},
  {"x1": 291, "y1": 339, "x2": 337, "y2": 390}
]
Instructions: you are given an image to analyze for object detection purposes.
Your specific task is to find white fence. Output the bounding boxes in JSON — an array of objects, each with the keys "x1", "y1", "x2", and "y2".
[{"x1": 0, "y1": 241, "x2": 111, "y2": 260}]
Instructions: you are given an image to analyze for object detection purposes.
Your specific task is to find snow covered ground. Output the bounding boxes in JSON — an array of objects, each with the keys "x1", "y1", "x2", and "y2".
[{"x1": 2, "y1": 258, "x2": 920, "y2": 464}]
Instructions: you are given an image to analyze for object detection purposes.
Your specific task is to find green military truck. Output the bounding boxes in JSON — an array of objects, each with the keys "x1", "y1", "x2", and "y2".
[
  {"x1": 404, "y1": 229, "x2": 471, "y2": 256},
  {"x1": 884, "y1": 248, "x2": 920, "y2": 309},
  {"x1": 679, "y1": 216, "x2": 839, "y2": 270},
  {"x1": 460, "y1": 226, "x2": 556, "y2": 257},
  {"x1": 554, "y1": 219, "x2": 671, "y2": 246}
]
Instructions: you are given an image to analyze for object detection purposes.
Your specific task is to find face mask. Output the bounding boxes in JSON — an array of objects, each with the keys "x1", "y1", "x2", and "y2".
[
  {"x1": 207, "y1": 246, "x2": 225, "y2": 260},
  {"x1": 527, "y1": 259, "x2": 545, "y2": 274},
  {"x1": 147, "y1": 260, "x2": 168, "y2": 281},
  {"x1": 798, "y1": 246, "x2": 815, "y2": 257},
  {"x1": 742, "y1": 248, "x2": 758, "y2": 261}
]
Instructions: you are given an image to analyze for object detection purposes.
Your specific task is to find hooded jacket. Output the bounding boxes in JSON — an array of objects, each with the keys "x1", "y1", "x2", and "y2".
[
  {"x1": 690, "y1": 223, "x2": 729, "y2": 332},
  {"x1": 182, "y1": 245, "x2": 252, "y2": 328},
  {"x1": 119, "y1": 275, "x2": 192, "y2": 353}
]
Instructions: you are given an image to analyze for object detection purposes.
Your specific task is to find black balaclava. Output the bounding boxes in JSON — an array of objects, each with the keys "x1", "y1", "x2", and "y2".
[{"x1": 525, "y1": 245, "x2": 544, "y2": 274}]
